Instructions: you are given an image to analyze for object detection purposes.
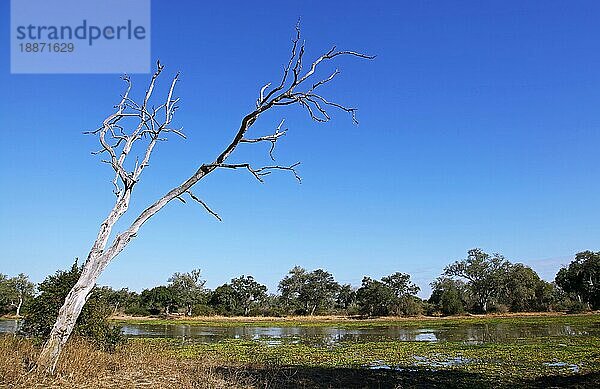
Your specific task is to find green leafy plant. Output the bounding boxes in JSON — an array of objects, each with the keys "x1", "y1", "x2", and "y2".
[{"x1": 21, "y1": 260, "x2": 124, "y2": 351}]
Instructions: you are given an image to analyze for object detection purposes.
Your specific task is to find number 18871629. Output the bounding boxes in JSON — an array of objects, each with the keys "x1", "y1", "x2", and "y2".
[{"x1": 19, "y1": 42, "x2": 75, "y2": 53}]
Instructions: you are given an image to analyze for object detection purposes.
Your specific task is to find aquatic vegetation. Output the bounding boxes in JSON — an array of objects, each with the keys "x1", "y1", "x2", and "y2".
[
  {"x1": 164, "y1": 334, "x2": 600, "y2": 382},
  {"x1": 126, "y1": 314, "x2": 599, "y2": 384}
]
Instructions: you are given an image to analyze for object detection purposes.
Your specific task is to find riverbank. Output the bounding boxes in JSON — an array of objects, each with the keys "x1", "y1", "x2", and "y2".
[{"x1": 109, "y1": 311, "x2": 600, "y2": 327}]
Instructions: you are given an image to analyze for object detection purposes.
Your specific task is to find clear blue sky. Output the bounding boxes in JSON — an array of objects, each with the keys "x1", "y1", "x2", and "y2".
[{"x1": 1, "y1": 1, "x2": 599, "y2": 298}]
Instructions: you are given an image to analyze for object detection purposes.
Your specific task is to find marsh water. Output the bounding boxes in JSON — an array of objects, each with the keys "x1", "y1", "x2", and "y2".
[{"x1": 2, "y1": 318, "x2": 597, "y2": 346}]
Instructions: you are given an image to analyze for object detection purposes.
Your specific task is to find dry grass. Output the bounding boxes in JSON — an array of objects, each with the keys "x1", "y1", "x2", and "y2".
[{"x1": 0, "y1": 336, "x2": 252, "y2": 389}]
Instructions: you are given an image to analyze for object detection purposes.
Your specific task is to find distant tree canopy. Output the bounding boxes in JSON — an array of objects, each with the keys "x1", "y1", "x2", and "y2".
[
  {"x1": 4, "y1": 250, "x2": 597, "y2": 323},
  {"x1": 356, "y1": 272, "x2": 420, "y2": 316},
  {"x1": 141, "y1": 286, "x2": 178, "y2": 315},
  {"x1": 278, "y1": 267, "x2": 340, "y2": 315},
  {"x1": 210, "y1": 275, "x2": 268, "y2": 316},
  {"x1": 555, "y1": 251, "x2": 599, "y2": 310},
  {"x1": 356, "y1": 277, "x2": 395, "y2": 316},
  {"x1": 438, "y1": 249, "x2": 565, "y2": 314},
  {"x1": 443, "y1": 249, "x2": 510, "y2": 313},
  {"x1": 429, "y1": 277, "x2": 467, "y2": 315},
  {"x1": 0, "y1": 273, "x2": 35, "y2": 316},
  {"x1": 501, "y1": 263, "x2": 553, "y2": 312},
  {"x1": 208, "y1": 284, "x2": 238, "y2": 315},
  {"x1": 230, "y1": 275, "x2": 268, "y2": 316},
  {"x1": 168, "y1": 269, "x2": 206, "y2": 316}
]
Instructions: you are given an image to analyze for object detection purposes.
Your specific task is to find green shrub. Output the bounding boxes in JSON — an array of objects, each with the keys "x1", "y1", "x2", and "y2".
[
  {"x1": 440, "y1": 288, "x2": 464, "y2": 315},
  {"x1": 123, "y1": 306, "x2": 151, "y2": 316},
  {"x1": 566, "y1": 300, "x2": 588, "y2": 314},
  {"x1": 398, "y1": 296, "x2": 423, "y2": 316},
  {"x1": 20, "y1": 261, "x2": 124, "y2": 351},
  {"x1": 191, "y1": 304, "x2": 214, "y2": 316},
  {"x1": 489, "y1": 303, "x2": 509, "y2": 314}
]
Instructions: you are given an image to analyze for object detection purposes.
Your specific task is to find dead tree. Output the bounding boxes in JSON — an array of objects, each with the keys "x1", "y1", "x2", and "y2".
[{"x1": 36, "y1": 26, "x2": 373, "y2": 373}]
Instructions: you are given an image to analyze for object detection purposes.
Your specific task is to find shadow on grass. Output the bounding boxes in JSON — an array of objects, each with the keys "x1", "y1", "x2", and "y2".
[{"x1": 217, "y1": 365, "x2": 600, "y2": 388}]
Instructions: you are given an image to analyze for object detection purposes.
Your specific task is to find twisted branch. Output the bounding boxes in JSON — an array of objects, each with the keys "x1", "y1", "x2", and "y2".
[
  {"x1": 216, "y1": 162, "x2": 302, "y2": 183},
  {"x1": 86, "y1": 24, "x2": 372, "y2": 275},
  {"x1": 240, "y1": 119, "x2": 287, "y2": 160}
]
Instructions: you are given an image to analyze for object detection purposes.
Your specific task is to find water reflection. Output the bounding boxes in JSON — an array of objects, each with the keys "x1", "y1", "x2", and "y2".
[
  {"x1": 113, "y1": 320, "x2": 598, "y2": 346},
  {"x1": 0, "y1": 319, "x2": 20, "y2": 334}
]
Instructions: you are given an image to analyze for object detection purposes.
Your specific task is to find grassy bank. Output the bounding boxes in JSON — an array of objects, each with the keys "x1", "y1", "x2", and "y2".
[{"x1": 110, "y1": 311, "x2": 600, "y2": 328}]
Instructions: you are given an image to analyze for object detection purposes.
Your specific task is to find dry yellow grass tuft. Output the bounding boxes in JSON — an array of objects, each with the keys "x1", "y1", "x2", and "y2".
[{"x1": 0, "y1": 336, "x2": 251, "y2": 388}]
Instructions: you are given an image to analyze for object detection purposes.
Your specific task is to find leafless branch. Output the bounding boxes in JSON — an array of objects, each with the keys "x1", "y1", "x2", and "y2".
[
  {"x1": 186, "y1": 190, "x2": 222, "y2": 221},
  {"x1": 240, "y1": 119, "x2": 287, "y2": 160},
  {"x1": 86, "y1": 60, "x2": 185, "y2": 197},
  {"x1": 96, "y1": 25, "x2": 371, "y2": 258},
  {"x1": 216, "y1": 162, "x2": 301, "y2": 183},
  {"x1": 259, "y1": 21, "x2": 302, "y2": 105}
]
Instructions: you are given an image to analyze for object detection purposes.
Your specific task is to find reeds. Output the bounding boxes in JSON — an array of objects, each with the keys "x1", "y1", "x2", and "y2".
[{"x1": 0, "y1": 336, "x2": 250, "y2": 388}]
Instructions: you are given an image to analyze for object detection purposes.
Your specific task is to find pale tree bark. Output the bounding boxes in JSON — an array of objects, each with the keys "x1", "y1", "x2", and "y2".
[
  {"x1": 10, "y1": 296, "x2": 23, "y2": 317},
  {"x1": 37, "y1": 25, "x2": 373, "y2": 373}
]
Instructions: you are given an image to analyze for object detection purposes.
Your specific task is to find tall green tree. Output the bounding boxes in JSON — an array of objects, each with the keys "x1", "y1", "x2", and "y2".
[
  {"x1": 429, "y1": 277, "x2": 467, "y2": 315},
  {"x1": 0, "y1": 273, "x2": 36, "y2": 316},
  {"x1": 381, "y1": 272, "x2": 421, "y2": 315},
  {"x1": 229, "y1": 275, "x2": 268, "y2": 316},
  {"x1": 303, "y1": 269, "x2": 340, "y2": 315},
  {"x1": 141, "y1": 286, "x2": 178, "y2": 315},
  {"x1": 534, "y1": 280, "x2": 561, "y2": 312},
  {"x1": 278, "y1": 267, "x2": 340, "y2": 315},
  {"x1": 278, "y1": 266, "x2": 307, "y2": 313},
  {"x1": 443, "y1": 249, "x2": 509, "y2": 312},
  {"x1": 0, "y1": 274, "x2": 12, "y2": 314},
  {"x1": 555, "y1": 251, "x2": 600, "y2": 309},
  {"x1": 335, "y1": 284, "x2": 356, "y2": 311},
  {"x1": 356, "y1": 277, "x2": 395, "y2": 316},
  {"x1": 168, "y1": 269, "x2": 206, "y2": 316},
  {"x1": 8, "y1": 273, "x2": 36, "y2": 316},
  {"x1": 500, "y1": 264, "x2": 543, "y2": 312},
  {"x1": 208, "y1": 284, "x2": 238, "y2": 315}
]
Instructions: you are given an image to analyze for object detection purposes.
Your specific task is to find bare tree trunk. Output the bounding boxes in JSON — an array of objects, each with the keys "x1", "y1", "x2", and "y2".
[
  {"x1": 38, "y1": 191, "x2": 132, "y2": 373},
  {"x1": 37, "y1": 251, "x2": 120, "y2": 372},
  {"x1": 36, "y1": 268, "x2": 98, "y2": 372},
  {"x1": 15, "y1": 296, "x2": 23, "y2": 317}
]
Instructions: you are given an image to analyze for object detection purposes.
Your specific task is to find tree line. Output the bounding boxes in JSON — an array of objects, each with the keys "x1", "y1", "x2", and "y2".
[{"x1": 1, "y1": 249, "x2": 598, "y2": 320}]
